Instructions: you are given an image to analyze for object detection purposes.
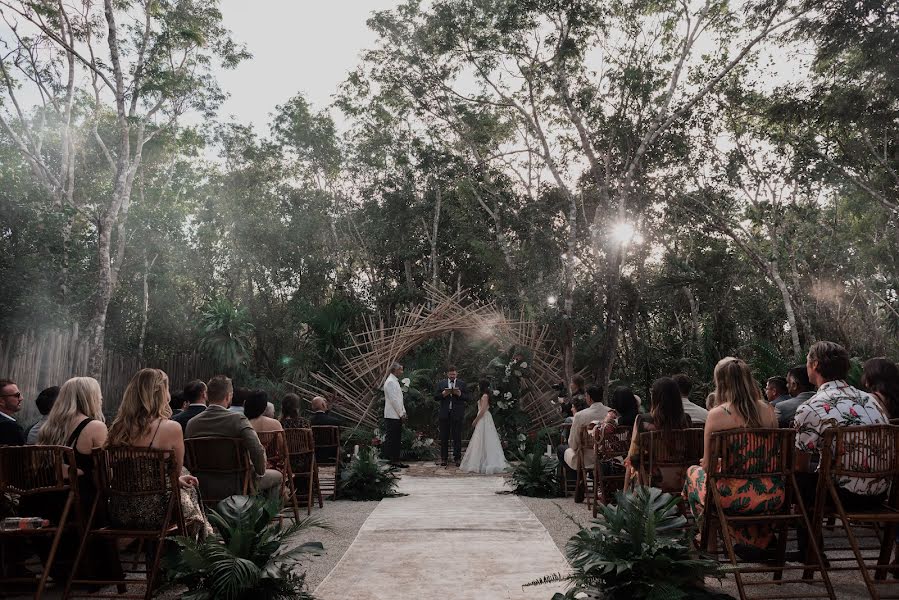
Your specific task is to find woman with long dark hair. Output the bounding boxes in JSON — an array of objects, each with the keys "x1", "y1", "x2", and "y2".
[
  {"x1": 624, "y1": 377, "x2": 692, "y2": 488},
  {"x1": 862, "y1": 357, "x2": 899, "y2": 418}
]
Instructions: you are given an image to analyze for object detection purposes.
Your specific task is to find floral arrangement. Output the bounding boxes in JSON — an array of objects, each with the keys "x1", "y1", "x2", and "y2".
[{"x1": 486, "y1": 347, "x2": 533, "y2": 458}]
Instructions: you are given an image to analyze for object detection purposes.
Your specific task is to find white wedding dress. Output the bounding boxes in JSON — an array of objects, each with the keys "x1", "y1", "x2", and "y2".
[{"x1": 459, "y1": 397, "x2": 509, "y2": 474}]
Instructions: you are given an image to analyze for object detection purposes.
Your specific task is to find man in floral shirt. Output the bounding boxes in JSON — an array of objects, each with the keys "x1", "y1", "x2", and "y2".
[{"x1": 793, "y1": 341, "x2": 889, "y2": 560}]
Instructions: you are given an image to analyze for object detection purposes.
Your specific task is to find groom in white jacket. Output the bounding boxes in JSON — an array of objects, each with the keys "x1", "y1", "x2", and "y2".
[{"x1": 384, "y1": 362, "x2": 408, "y2": 468}]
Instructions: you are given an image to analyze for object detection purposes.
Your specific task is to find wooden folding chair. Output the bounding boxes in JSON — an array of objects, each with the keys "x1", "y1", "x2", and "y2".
[
  {"x1": 812, "y1": 425, "x2": 899, "y2": 599},
  {"x1": 311, "y1": 426, "x2": 342, "y2": 500},
  {"x1": 573, "y1": 427, "x2": 595, "y2": 507},
  {"x1": 700, "y1": 429, "x2": 835, "y2": 600},
  {"x1": 637, "y1": 428, "x2": 704, "y2": 498},
  {"x1": 257, "y1": 430, "x2": 300, "y2": 520},
  {"x1": 592, "y1": 425, "x2": 631, "y2": 517},
  {"x1": 184, "y1": 437, "x2": 254, "y2": 508},
  {"x1": 0, "y1": 445, "x2": 82, "y2": 599},
  {"x1": 284, "y1": 428, "x2": 322, "y2": 513},
  {"x1": 65, "y1": 447, "x2": 184, "y2": 600}
]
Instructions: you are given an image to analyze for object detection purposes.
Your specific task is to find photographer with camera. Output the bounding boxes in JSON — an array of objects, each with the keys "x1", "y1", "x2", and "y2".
[{"x1": 556, "y1": 375, "x2": 587, "y2": 424}]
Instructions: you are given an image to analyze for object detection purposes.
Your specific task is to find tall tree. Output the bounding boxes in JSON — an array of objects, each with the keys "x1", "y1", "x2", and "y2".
[{"x1": 0, "y1": 0, "x2": 247, "y2": 374}]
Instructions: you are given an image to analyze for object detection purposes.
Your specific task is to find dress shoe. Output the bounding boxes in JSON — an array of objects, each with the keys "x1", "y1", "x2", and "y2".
[
  {"x1": 454, "y1": 460, "x2": 461, "y2": 467},
  {"x1": 390, "y1": 462, "x2": 410, "y2": 468},
  {"x1": 438, "y1": 460, "x2": 448, "y2": 467}
]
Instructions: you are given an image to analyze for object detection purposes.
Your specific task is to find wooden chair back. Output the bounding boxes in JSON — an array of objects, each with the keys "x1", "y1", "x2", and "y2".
[
  {"x1": 700, "y1": 429, "x2": 835, "y2": 600},
  {"x1": 0, "y1": 445, "x2": 81, "y2": 598},
  {"x1": 257, "y1": 430, "x2": 300, "y2": 519},
  {"x1": 96, "y1": 446, "x2": 185, "y2": 532},
  {"x1": 638, "y1": 428, "x2": 704, "y2": 494},
  {"x1": 0, "y1": 444, "x2": 78, "y2": 498},
  {"x1": 815, "y1": 425, "x2": 899, "y2": 598},
  {"x1": 592, "y1": 424, "x2": 632, "y2": 515},
  {"x1": 283, "y1": 428, "x2": 322, "y2": 512},
  {"x1": 311, "y1": 425, "x2": 341, "y2": 466},
  {"x1": 65, "y1": 447, "x2": 185, "y2": 600},
  {"x1": 184, "y1": 437, "x2": 254, "y2": 507}
]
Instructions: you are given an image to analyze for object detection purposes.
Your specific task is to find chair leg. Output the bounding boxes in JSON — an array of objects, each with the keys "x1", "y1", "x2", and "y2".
[
  {"x1": 63, "y1": 496, "x2": 99, "y2": 600},
  {"x1": 144, "y1": 536, "x2": 167, "y2": 600},
  {"x1": 39, "y1": 495, "x2": 74, "y2": 600}
]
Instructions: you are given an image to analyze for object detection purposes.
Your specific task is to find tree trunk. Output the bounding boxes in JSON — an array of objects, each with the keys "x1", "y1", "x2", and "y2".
[
  {"x1": 138, "y1": 252, "x2": 157, "y2": 364},
  {"x1": 769, "y1": 259, "x2": 802, "y2": 360}
]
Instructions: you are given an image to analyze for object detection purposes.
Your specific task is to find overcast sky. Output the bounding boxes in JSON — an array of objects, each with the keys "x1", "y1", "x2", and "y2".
[{"x1": 212, "y1": 1, "x2": 403, "y2": 132}]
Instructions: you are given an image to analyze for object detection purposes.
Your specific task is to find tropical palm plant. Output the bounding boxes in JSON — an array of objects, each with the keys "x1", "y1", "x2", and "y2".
[
  {"x1": 164, "y1": 495, "x2": 325, "y2": 600},
  {"x1": 526, "y1": 486, "x2": 729, "y2": 600},
  {"x1": 508, "y1": 453, "x2": 561, "y2": 497},
  {"x1": 198, "y1": 298, "x2": 254, "y2": 369},
  {"x1": 338, "y1": 446, "x2": 403, "y2": 501}
]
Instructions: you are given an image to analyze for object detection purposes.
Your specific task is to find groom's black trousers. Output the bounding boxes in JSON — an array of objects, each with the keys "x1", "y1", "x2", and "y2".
[{"x1": 440, "y1": 416, "x2": 463, "y2": 462}]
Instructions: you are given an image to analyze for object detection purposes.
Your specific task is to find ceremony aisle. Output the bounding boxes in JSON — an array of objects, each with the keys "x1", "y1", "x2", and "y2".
[{"x1": 313, "y1": 476, "x2": 569, "y2": 599}]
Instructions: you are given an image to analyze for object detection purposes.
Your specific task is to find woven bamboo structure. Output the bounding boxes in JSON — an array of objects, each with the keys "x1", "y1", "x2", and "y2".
[{"x1": 292, "y1": 285, "x2": 564, "y2": 433}]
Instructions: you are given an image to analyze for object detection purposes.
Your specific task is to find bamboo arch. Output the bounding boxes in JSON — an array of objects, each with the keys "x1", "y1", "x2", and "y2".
[{"x1": 291, "y1": 285, "x2": 564, "y2": 433}]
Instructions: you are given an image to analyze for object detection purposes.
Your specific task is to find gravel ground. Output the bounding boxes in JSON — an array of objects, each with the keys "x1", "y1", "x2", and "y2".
[{"x1": 519, "y1": 495, "x2": 881, "y2": 600}]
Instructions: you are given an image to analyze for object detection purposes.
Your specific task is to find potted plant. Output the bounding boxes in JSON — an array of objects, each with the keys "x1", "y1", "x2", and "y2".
[
  {"x1": 526, "y1": 486, "x2": 731, "y2": 599},
  {"x1": 507, "y1": 453, "x2": 561, "y2": 497},
  {"x1": 338, "y1": 446, "x2": 405, "y2": 501},
  {"x1": 164, "y1": 495, "x2": 326, "y2": 599}
]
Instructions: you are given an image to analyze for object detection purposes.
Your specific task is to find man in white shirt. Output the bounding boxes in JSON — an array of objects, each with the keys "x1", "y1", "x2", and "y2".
[
  {"x1": 383, "y1": 362, "x2": 408, "y2": 468},
  {"x1": 673, "y1": 373, "x2": 708, "y2": 425},
  {"x1": 558, "y1": 385, "x2": 608, "y2": 502}
]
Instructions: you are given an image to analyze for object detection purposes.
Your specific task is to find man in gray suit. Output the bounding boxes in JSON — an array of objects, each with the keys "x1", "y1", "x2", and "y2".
[{"x1": 185, "y1": 375, "x2": 282, "y2": 501}]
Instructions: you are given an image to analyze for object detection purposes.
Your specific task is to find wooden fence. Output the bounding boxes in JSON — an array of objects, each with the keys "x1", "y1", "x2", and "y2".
[{"x1": 0, "y1": 325, "x2": 220, "y2": 427}]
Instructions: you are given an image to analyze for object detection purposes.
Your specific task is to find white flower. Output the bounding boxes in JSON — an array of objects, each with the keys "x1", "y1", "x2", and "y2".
[
  {"x1": 519, "y1": 362, "x2": 528, "y2": 369},
  {"x1": 513, "y1": 370, "x2": 522, "y2": 377},
  {"x1": 401, "y1": 378, "x2": 411, "y2": 387},
  {"x1": 517, "y1": 433, "x2": 527, "y2": 441},
  {"x1": 493, "y1": 390, "x2": 500, "y2": 396},
  {"x1": 504, "y1": 392, "x2": 512, "y2": 400}
]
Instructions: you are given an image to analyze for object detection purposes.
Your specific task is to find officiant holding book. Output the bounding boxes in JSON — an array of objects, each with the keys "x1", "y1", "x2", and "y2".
[{"x1": 435, "y1": 366, "x2": 469, "y2": 467}]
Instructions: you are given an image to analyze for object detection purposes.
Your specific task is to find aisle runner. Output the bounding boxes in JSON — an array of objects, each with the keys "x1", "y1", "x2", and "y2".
[{"x1": 313, "y1": 476, "x2": 569, "y2": 600}]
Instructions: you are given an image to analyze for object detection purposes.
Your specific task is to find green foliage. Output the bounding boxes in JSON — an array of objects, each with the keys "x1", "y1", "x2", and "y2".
[
  {"x1": 198, "y1": 298, "x2": 254, "y2": 369},
  {"x1": 508, "y1": 453, "x2": 561, "y2": 498},
  {"x1": 338, "y1": 447, "x2": 403, "y2": 501},
  {"x1": 163, "y1": 495, "x2": 325, "y2": 600},
  {"x1": 527, "y1": 487, "x2": 729, "y2": 600}
]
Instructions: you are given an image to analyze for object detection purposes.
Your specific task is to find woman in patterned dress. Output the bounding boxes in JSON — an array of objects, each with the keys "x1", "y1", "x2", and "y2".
[
  {"x1": 105, "y1": 369, "x2": 212, "y2": 539},
  {"x1": 683, "y1": 357, "x2": 782, "y2": 550}
]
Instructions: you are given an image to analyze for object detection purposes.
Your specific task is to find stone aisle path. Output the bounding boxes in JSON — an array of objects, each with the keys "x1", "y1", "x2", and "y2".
[{"x1": 313, "y1": 476, "x2": 569, "y2": 600}]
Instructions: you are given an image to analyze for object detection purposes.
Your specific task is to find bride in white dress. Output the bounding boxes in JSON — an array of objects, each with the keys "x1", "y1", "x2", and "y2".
[{"x1": 459, "y1": 380, "x2": 509, "y2": 474}]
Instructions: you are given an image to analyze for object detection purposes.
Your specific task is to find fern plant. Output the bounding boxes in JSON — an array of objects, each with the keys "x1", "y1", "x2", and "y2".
[
  {"x1": 164, "y1": 495, "x2": 326, "y2": 600},
  {"x1": 507, "y1": 453, "x2": 561, "y2": 497},
  {"x1": 526, "y1": 486, "x2": 730, "y2": 600},
  {"x1": 339, "y1": 446, "x2": 403, "y2": 501}
]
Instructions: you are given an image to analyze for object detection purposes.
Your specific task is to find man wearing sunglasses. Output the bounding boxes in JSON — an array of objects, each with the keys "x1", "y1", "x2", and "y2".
[{"x1": 0, "y1": 379, "x2": 25, "y2": 446}]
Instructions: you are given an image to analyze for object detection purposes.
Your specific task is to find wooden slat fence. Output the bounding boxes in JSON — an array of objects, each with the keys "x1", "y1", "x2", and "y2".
[{"x1": 0, "y1": 325, "x2": 220, "y2": 428}]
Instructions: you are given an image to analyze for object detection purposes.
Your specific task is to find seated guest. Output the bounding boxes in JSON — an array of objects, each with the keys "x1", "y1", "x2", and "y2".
[
  {"x1": 861, "y1": 357, "x2": 899, "y2": 418},
  {"x1": 0, "y1": 378, "x2": 25, "y2": 445},
  {"x1": 169, "y1": 390, "x2": 187, "y2": 416},
  {"x1": 33, "y1": 377, "x2": 123, "y2": 583},
  {"x1": 246, "y1": 390, "x2": 284, "y2": 434},
  {"x1": 172, "y1": 379, "x2": 208, "y2": 432},
  {"x1": 185, "y1": 375, "x2": 281, "y2": 501},
  {"x1": 704, "y1": 392, "x2": 718, "y2": 410},
  {"x1": 765, "y1": 376, "x2": 790, "y2": 406},
  {"x1": 684, "y1": 357, "x2": 782, "y2": 550},
  {"x1": 673, "y1": 373, "x2": 709, "y2": 425},
  {"x1": 106, "y1": 369, "x2": 210, "y2": 538},
  {"x1": 245, "y1": 391, "x2": 286, "y2": 472},
  {"x1": 626, "y1": 377, "x2": 692, "y2": 489},
  {"x1": 793, "y1": 341, "x2": 890, "y2": 561},
  {"x1": 309, "y1": 396, "x2": 343, "y2": 426},
  {"x1": 229, "y1": 386, "x2": 250, "y2": 414},
  {"x1": 557, "y1": 385, "x2": 608, "y2": 502},
  {"x1": 264, "y1": 402, "x2": 275, "y2": 418},
  {"x1": 279, "y1": 393, "x2": 310, "y2": 429},
  {"x1": 26, "y1": 386, "x2": 59, "y2": 444},
  {"x1": 594, "y1": 386, "x2": 639, "y2": 475},
  {"x1": 775, "y1": 365, "x2": 816, "y2": 428}
]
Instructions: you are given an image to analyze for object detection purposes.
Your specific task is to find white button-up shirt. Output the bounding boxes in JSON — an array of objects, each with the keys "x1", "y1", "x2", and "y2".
[{"x1": 383, "y1": 373, "x2": 406, "y2": 419}]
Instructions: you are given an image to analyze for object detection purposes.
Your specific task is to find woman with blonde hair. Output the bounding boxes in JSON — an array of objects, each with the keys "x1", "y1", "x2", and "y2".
[
  {"x1": 31, "y1": 377, "x2": 124, "y2": 586},
  {"x1": 106, "y1": 368, "x2": 210, "y2": 538},
  {"x1": 683, "y1": 357, "x2": 782, "y2": 551}
]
